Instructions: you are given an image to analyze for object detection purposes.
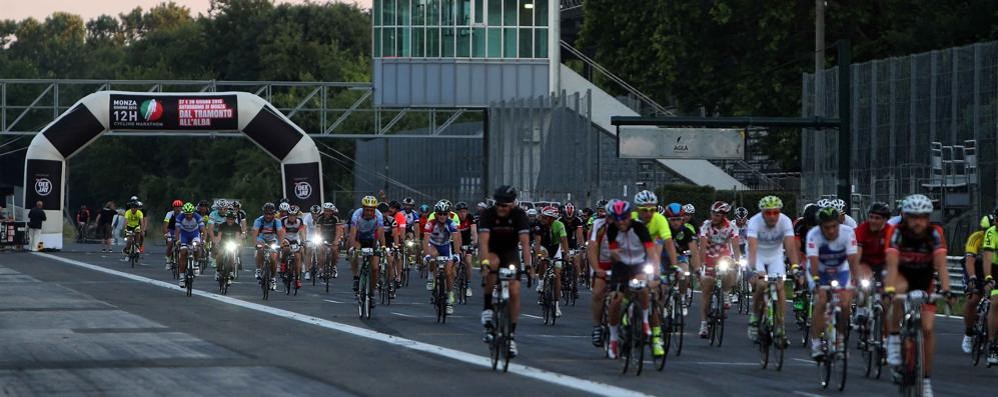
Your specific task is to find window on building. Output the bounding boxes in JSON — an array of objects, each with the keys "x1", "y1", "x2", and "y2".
[
  {"x1": 534, "y1": 27, "x2": 547, "y2": 58},
  {"x1": 503, "y1": 0, "x2": 517, "y2": 26},
  {"x1": 503, "y1": 27, "x2": 516, "y2": 57},
  {"x1": 442, "y1": 27, "x2": 456, "y2": 57},
  {"x1": 413, "y1": 26, "x2": 425, "y2": 57},
  {"x1": 472, "y1": 27, "x2": 485, "y2": 57},
  {"x1": 487, "y1": 27, "x2": 501, "y2": 58},
  {"x1": 457, "y1": 26, "x2": 471, "y2": 57},
  {"x1": 488, "y1": 0, "x2": 501, "y2": 25},
  {"x1": 535, "y1": 0, "x2": 548, "y2": 27},
  {"x1": 519, "y1": 0, "x2": 533, "y2": 27},
  {"x1": 474, "y1": 0, "x2": 484, "y2": 24},
  {"x1": 427, "y1": 27, "x2": 440, "y2": 56}
]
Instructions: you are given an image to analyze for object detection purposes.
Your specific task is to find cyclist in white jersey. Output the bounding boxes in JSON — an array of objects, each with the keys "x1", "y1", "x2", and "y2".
[
  {"x1": 805, "y1": 206, "x2": 858, "y2": 359},
  {"x1": 746, "y1": 196, "x2": 799, "y2": 343}
]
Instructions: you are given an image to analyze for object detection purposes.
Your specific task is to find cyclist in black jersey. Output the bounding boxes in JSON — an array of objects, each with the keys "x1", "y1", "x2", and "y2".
[
  {"x1": 562, "y1": 202, "x2": 586, "y2": 301},
  {"x1": 213, "y1": 212, "x2": 243, "y2": 284},
  {"x1": 314, "y1": 202, "x2": 343, "y2": 277},
  {"x1": 380, "y1": 202, "x2": 402, "y2": 289},
  {"x1": 479, "y1": 186, "x2": 532, "y2": 357}
]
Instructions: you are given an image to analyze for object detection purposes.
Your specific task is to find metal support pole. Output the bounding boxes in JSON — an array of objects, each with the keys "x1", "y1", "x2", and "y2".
[{"x1": 837, "y1": 40, "x2": 853, "y2": 209}]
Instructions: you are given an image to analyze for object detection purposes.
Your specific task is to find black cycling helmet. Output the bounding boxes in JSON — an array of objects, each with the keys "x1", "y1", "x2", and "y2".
[
  {"x1": 262, "y1": 202, "x2": 276, "y2": 212},
  {"x1": 455, "y1": 201, "x2": 469, "y2": 210},
  {"x1": 867, "y1": 202, "x2": 892, "y2": 218},
  {"x1": 279, "y1": 197, "x2": 289, "y2": 205},
  {"x1": 198, "y1": 200, "x2": 210, "y2": 208},
  {"x1": 377, "y1": 202, "x2": 390, "y2": 212},
  {"x1": 225, "y1": 211, "x2": 237, "y2": 219},
  {"x1": 402, "y1": 197, "x2": 415, "y2": 206},
  {"x1": 493, "y1": 185, "x2": 517, "y2": 204},
  {"x1": 389, "y1": 200, "x2": 401, "y2": 210},
  {"x1": 817, "y1": 206, "x2": 839, "y2": 223},
  {"x1": 802, "y1": 203, "x2": 820, "y2": 225},
  {"x1": 596, "y1": 199, "x2": 609, "y2": 209}
]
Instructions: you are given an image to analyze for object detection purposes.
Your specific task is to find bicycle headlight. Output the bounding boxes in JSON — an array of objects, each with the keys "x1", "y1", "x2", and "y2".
[
  {"x1": 311, "y1": 235, "x2": 322, "y2": 245},
  {"x1": 643, "y1": 264, "x2": 655, "y2": 275},
  {"x1": 508, "y1": 265, "x2": 517, "y2": 272},
  {"x1": 406, "y1": 240, "x2": 415, "y2": 247},
  {"x1": 270, "y1": 243, "x2": 279, "y2": 250},
  {"x1": 225, "y1": 241, "x2": 237, "y2": 252},
  {"x1": 830, "y1": 279, "x2": 840, "y2": 288},
  {"x1": 739, "y1": 258, "x2": 748, "y2": 268},
  {"x1": 718, "y1": 259, "x2": 731, "y2": 273},
  {"x1": 860, "y1": 279, "x2": 870, "y2": 289}
]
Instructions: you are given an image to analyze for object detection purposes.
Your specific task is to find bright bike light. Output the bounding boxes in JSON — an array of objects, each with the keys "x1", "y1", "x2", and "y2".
[
  {"x1": 311, "y1": 235, "x2": 322, "y2": 244},
  {"x1": 830, "y1": 279, "x2": 840, "y2": 288},
  {"x1": 739, "y1": 258, "x2": 748, "y2": 268},
  {"x1": 406, "y1": 240, "x2": 415, "y2": 247},
  {"x1": 643, "y1": 264, "x2": 655, "y2": 275},
  {"x1": 860, "y1": 279, "x2": 871, "y2": 289},
  {"x1": 718, "y1": 259, "x2": 731, "y2": 273},
  {"x1": 508, "y1": 265, "x2": 517, "y2": 272},
  {"x1": 225, "y1": 241, "x2": 237, "y2": 252},
  {"x1": 270, "y1": 243, "x2": 279, "y2": 250}
]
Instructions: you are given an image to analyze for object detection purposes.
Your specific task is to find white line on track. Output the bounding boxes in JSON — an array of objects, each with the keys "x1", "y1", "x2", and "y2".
[
  {"x1": 323, "y1": 299, "x2": 344, "y2": 304},
  {"x1": 522, "y1": 314, "x2": 543, "y2": 319},
  {"x1": 793, "y1": 391, "x2": 825, "y2": 397},
  {"x1": 35, "y1": 253, "x2": 654, "y2": 397}
]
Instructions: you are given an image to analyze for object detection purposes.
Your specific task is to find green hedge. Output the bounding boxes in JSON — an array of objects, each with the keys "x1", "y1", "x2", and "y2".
[{"x1": 654, "y1": 184, "x2": 798, "y2": 220}]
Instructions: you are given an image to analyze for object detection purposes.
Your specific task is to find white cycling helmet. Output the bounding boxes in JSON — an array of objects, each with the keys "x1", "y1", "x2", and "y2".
[
  {"x1": 682, "y1": 203, "x2": 696, "y2": 215},
  {"x1": 634, "y1": 190, "x2": 658, "y2": 206},
  {"x1": 322, "y1": 202, "x2": 335, "y2": 210},
  {"x1": 816, "y1": 198, "x2": 831, "y2": 209},
  {"x1": 278, "y1": 202, "x2": 291, "y2": 212},
  {"x1": 831, "y1": 198, "x2": 846, "y2": 213},
  {"x1": 901, "y1": 194, "x2": 933, "y2": 215},
  {"x1": 526, "y1": 208, "x2": 538, "y2": 217}
]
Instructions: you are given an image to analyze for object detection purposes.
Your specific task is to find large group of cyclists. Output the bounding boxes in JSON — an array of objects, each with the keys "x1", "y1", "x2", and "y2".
[{"x1": 110, "y1": 185, "x2": 998, "y2": 397}]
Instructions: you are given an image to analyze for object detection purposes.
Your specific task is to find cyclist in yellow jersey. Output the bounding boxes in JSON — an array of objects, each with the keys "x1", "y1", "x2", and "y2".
[
  {"x1": 632, "y1": 190, "x2": 679, "y2": 358},
  {"x1": 123, "y1": 205, "x2": 144, "y2": 255},
  {"x1": 961, "y1": 215, "x2": 990, "y2": 353},
  {"x1": 979, "y1": 209, "x2": 998, "y2": 364},
  {"x1": 428, "y1": 210, "x2": 460, "y2": 223}
]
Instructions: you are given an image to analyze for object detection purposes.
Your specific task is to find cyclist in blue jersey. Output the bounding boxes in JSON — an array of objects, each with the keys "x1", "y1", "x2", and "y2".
[
  {"x1": 162, "y1": 199, "x2": 184, "y2": 268},
  {"x1": 174, "y1": 202, "x2": 206, "y2": 289},
  {"x1": 423, "y1": 200, "x2": 463, "y2": 315},
  {"x1": 350, "y1": 196, "x2": 387, "y2": 294},
  {"x1": 253, "y1": 202, "x2": 285, "y2": 290}
]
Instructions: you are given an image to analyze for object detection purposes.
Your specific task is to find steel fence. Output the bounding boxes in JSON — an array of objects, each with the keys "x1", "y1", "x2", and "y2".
[{"x1": 802, "y1": 41, "x2": 998, "y2": 224}]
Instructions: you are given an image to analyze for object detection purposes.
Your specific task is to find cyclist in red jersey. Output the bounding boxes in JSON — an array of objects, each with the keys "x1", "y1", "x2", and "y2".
[
  {"x1": 884, "y1": 195, "x2": 954, "y2": 396},
  {"x1": 854, "y1": 202, "x2": 892, "y2": 324}
]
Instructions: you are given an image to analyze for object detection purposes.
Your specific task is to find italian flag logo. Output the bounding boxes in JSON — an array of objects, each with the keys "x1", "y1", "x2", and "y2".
[{"x1": 140, "y1": 99, "x2": 164, "y2": 122}]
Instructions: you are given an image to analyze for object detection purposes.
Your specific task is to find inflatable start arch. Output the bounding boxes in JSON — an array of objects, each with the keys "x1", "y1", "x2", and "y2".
[{"x1": 23, "y1": 91, "x2": 324, "y2": 250}]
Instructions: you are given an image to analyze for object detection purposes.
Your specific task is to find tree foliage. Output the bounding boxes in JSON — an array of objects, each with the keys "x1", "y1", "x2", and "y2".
[
  {"x1": 0, "y1": 1, "x2": 372, "y2": 215},
  {"x1": 578, "y1": 0, "x2": 998, "y2": 170}
]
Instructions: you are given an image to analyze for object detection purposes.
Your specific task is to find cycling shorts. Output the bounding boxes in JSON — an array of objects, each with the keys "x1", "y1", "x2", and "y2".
[
  {"x1": 609, "y1": 261, "x2": 642, "y2": 292},
  {"x1": 179, "y1": 231, "x2": 201, "y2": 246},
  {"x1": 358, "y1": 240, "x2": 382, "y2": 256},
  {"x1": 755, "y1": 254, "x2": 786, "y2": 277},
  {"x1": 429, "y1": 243, "x2": 452, "y2": 258},
  {"x1": 811, "y1": 267, "x2": 850, "y2": 289},
  {"x1": 899, "y1": 265, "x2": 935, "y2": 296}
]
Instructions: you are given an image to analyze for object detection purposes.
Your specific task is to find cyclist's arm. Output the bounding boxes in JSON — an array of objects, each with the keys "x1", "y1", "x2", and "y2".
[
  {"x1": 783, "y1": 236, "x2": 799, "y2": 267},
  {"x1": 885, "y1": 247, "x2": 899, "y2": 292},
  {"x1": 471, "y1": 224, "x2": 479, "y2": 245},
  {"x1": 452, "y1": 227, "x2": 463, "y2": 257},
  {"x1": 748, "y1": 237, "x2": 759, "y2": 273},
  {"x1": 350, "y1": 226, "x2": 359, "y2": 249},
  {"x1": 663, "y1": 237, "x2": 678, "y2": 267},
  {"x1": 478, "y1": 231, "x2": 492, "y2": 264},
  {"x1": 731, "y1": 235, "x2": 741, "y2": 261},
  {"x1": 587, "y1": 237, "x2": 599, "y2": 274},
  {"x1": 574, "y1": 226, "x2": 584, "y2": 251},
  {"x1": 982, "y1": 229, "x2": 995, "y2": 280},
  {"x1": 422, "y1": 230, "x2": 432, "y2": 254},
  {"x1": 520, "y1": 233, "x2": 532, "y2": 267},
  {"x1": 846, "y1": 231, "x2": 859, "y2": 280}
]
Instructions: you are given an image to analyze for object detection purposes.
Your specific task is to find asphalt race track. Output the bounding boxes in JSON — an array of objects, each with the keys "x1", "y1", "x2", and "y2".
[{"x1": 0, "y1": 243, "x2": 992, "y2": 396}]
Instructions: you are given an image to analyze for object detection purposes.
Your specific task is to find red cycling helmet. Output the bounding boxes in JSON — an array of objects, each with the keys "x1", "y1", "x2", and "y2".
[
  {"x1": 664, "y1": 203, "x2": 684, "y2": 218},
  {"x1": 710, "y1": 201, "x2": 731, "y2": 214},
  {"x1": 172, "y1": 200, "x2": 183, "y2": 207},
  {"x1": 540, "y1": 205, "x2": 560, "y2": 218},
  {"x1": 607, "y1": 199, "x2": 632, "y2": 221}
]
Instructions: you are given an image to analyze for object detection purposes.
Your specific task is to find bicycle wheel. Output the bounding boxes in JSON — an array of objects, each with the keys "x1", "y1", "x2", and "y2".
[
  {"x1": 262, "y1": 264, "x2": 270, "y2": 300},
  {"x1": 501, "y1": 306, "x2": 512, "y2": 372},
  {"x1": 661, "y1": 304, "x2": 673, "y2": 356},
  {"x1": 774, "y1": 331, "x2": 785, "y2": 371},
  {"x1": 837, "y1": 344, "x2": 848, "y2": 390},
  {"x1": 620, "y1": 311, "x2": 633, "y2": 374},
  {"x1": 673, "y1": 294, "x2": 685, "y2": 356},
  {"x1": 758, "y1": 328, "x2": 770, "y2": 369},
  {"x1": 717, "y1": 312, "x2": 726, "y2": 347},
  {"x1": 324, "y1": 262, "x2": 331, "y2": 293},
  {"x1": 632, "y1": 303, "x2": 645, "y2": 375},
  {"x1": 903, "y1": 330, "x2": 925, "y2": 397},
  {"x1": 971, "y1": 333, "x2": 985, "y2": 366},
  {"x1": 490, "y1": 303, "x2": 502, "y2": 370},
  {"x1": 652, "y1": 300, "x2": 667, "y2": 372},
  {"x1": 819, "y1": 342, "x2": 831, "y2": 389}
]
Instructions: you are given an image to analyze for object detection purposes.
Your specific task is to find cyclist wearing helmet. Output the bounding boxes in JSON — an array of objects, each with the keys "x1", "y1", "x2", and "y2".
[
  {"x1": 746, "y1": 195, "x2": 798, "y2": 344},
  {"x1": 885, "y1": 195, "x2": 953, "y2": 394},
  {"x1": 976, "y1": 207, "x2": 998, "y2": 364},
  {"x1": 253, "y1": 203, "x2": 285, "y2": 290},
  {"x1": 805, "y1": 206, "x2": 858, "y2": 360},
  {"x1": 734, "y1": 206, "x2": 750, "y2": 253},
  {"x1": 853, "y1": 202, "x2": 892, "y2": 325},
  {"x1": 230, "y1": 201, "x2": 247, "y2": 234},
  {"x1": 697, "y1": 201, "x2": 740, "y2": 339},
  {"x1": 682, "y1": 203, "x2": 697, "y2": 226},
  {"x1": 664, "y1": 203, "x2": 700, "y2": 311},
  {"x1": 277, "y1": 202, "x2": 291, "y2": 222},
  {"x1": 378, "y1": 202, "x2": 402, "y2": 292},
  {"x1": 829, "y1": 198, "x2": 858, "y2": 228},
  {"x1": 163, "y1": 200, "x2": 185, "y2": 267},
  {"x1": 122, "y1": 201, "x2": 145, "y2": 256},
  {"x1": 456, "y1": 202, "x2": 477, "y2": 298},
  {"x1": 423, "y1": 200, "x2": 463, "y2": 315},
  {"x1": 533, "y1": 205, "x2": 568, "y2": 317},
  {"x1": 314, "y1": 203, "x2": 343, "y2": 279},
  {"x1": 417, "y1": 204, "x2": 431, "y2": 241},
  {"x1": 958, "y1": 214, "x2": 991, "y2": 353},
  {"x1": 350, "y1": 196, "x2": 387, "y2": 298},
  {"x1": 561, "y1": 202, "x2": 586, "y2": 301},
  {"x1": 479, "y1": 185, "x2": 531, "y2": 357},
  {"x1": 281, "y1": 206, "x2": 308, "y2": 289},
  {"x1": 599, "y1": 199, "x2": 658, "y2": 359},
  {"x1": 791, "y1": 203, "x2": 822, "y2": 308},
  {"x1": 401, "y1": 197, "x2": 418, "y2": 237},
  {"x1": 213, "y1": 211, "x2": 243, "y2": 286},
  {"x1": 174, "y1": 203, "x2": 206, "y2": 289}
]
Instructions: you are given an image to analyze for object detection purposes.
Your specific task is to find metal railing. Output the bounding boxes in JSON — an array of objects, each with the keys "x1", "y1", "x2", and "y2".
[{"x1": 559, "y1": 40, "x2": 674, "y2": 117}]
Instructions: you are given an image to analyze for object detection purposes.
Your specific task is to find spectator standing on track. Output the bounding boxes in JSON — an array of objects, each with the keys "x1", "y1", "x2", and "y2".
[
  {"x1": 75, "y1": 205, "x2": 91, "y2": 243},
  {"x1": 95, "y1": 201, "x2": 116, "y2": 253},
  {"x1": 27, "y1": 200, "x2": 46, "y2": 251}
]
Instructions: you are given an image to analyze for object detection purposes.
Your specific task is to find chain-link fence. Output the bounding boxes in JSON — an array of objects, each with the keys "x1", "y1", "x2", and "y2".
[
  {"x1": 487, "y1": 91, "x2": 682, "y2": 207},
  {"x1": 802, "y1": 41, "x2": 998, "y2": 228}
]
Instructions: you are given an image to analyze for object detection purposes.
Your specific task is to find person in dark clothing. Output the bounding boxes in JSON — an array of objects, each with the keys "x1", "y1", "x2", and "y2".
[
  {"x1": 27, "y1": 201, "x2": 46, "y2": 251},
  {"x1": 76, "y1": 205, "x2": 91, "y2": 243},
  {"x1": 95, "y1": 201, "x2": 117, "y2": 253}
]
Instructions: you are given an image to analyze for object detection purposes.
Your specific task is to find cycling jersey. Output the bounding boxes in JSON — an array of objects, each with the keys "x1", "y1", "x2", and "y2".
[
  {"x1": 669, "y1": 223, "x2": 698, "y2": 254},
  {"x1": 216, "y1": 222, "x2": 242, "y2": 240},
  {"x1": 478, "y1": 206, "x2": 530, "y2": 266},
  {"x1": 887, "y1": 215, "x2": 902, "y2": 226},
  {"x1": 793, "y1": 217, "x2": 817, "y2": 257},
  {"x1": 283, "y1": 217, "x2": 305, "y2": 241},
  {"x1": 806, "y1": 224, "x2": 857, "y2": 286},
  {"x1": 632, "y1": 212, "x2": 672, "y2": 244},
  {"x1": 589, "y1": 218, "x2": 613, "y2": 269},
  {"x1": 207, "y1": 209, "x2": 226, "y2": 225},
  {"x1": 886, "y1": 223, "x2": 946, "y2": 292},
  {"x1": 457, "y1": 215, "x2": 474, "y2": 245},
  {"x1": 561, "y1": 216, "x2": 585, "y2": 250},
  {"x1": 175, "y1": 213, "x2": 204, "y2": 245},
  {"x1": 855, "y1": 222, "x2": 890, "y2": 268},
  {"x1": 978, "y1": 226, "x2": 997, "y2": 253},
  {"x1": 383, "y1": 212, "x2": 398, "y2": 242},
  {"x1": 746, "y1": 212, "x2": 795, "y2": 275},
  {"x1": 351, "y1": 208, "x2": 385, "y2": 242},
  {"x1": 253, "y1": 216, "x2": 283, "y2": 243},
  {"x1": 164, "y1": 210, "x2": 182, "y2": 230},
  {"x1": 605, "y1": 221, "x2": 653, "y2": 266},
  {"x1": 699, "y1": 218, "x2": 739, "y2": 260},
  {"x1": 402, "y1": 209, "x2": 418, "y2": 234},
  {"x1": 842, "y1": 214, "x2": 858, "y2": 228},
  {"x1": 124, "y1": 209, "x2": 143, "y2": 229},
  {"x1": 537, "y1": 220, "x2": 567, "y2": 258},
  {"x1": 423, "y1": 216, "x2": 458, "y2": 247},
  {"x1": 315, "y1": 214, "x2": 340, "y2": 240}
]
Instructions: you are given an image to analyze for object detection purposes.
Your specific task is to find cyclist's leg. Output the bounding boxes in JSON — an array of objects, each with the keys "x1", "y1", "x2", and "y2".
[
  {"x1": 813, "y1": 285, "x2": 827, "y2": 341},
  {"x1": 591, "y1": 262, "x2": 610, "y2": 325},
  {"x1": 701, "y1": 275, "x2": 715, "y2": 324},
  {"x1": 553, "y1": 253, "x2": 563, "y2": 300},
  {"x1": 370, "y1": 251, "x2": 381, "y2": 291}
]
